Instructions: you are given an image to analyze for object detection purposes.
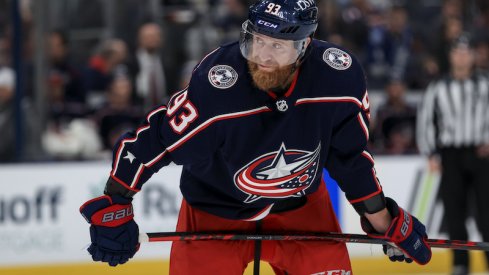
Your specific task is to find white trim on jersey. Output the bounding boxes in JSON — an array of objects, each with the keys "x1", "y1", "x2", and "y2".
[
  {"x1": 113, "y1": 106, "x2": 168, "y2": 176},
  {"x1": 295, "y1": 96, "x2": 362, "y2": 107},
  {"x1": 164, "y1": 106, "x2": 272, "y2": 153},
  {"x1": 131, "y1": 164, "x2": 145, "y2": 189},
  {"x1": 145, "y1": 106, "x2": 273, "y2": 167},
  {"x1": 357, "y1": 112, "x2": 369, "y2": 141}
]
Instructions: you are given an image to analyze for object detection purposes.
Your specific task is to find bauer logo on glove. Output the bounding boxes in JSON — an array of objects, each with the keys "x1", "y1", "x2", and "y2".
[{"x1": 80, "y1": 194, "x2": 140, "y2": 266}]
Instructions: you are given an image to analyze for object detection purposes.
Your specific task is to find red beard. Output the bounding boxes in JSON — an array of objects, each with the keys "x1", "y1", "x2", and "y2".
[{"x1": 248, "y1": 61, "x2": 296, "y2": 91}]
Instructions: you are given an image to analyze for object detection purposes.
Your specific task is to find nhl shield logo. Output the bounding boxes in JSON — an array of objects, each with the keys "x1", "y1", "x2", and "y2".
[
  {"x1": 323, "y1": 48, "x2": 352, "y2": 70},
  {"x1": 276, "y1": 100, "x2": 288, "y2": 112},
  {"x1": 208, "y1": 65, "x2": 238, "y2": 89},
  {"x1": 234, "y1": 143, "x2": 321, "y2": 203}
]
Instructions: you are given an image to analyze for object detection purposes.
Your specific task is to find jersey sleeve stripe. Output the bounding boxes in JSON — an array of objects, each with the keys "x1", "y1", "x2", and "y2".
[
  {"x1": 361, "y1": 150, "x2": 374, "y2": 164},
  {"x1": 115, "y1": 106, "x2": 272, "y2": 186},
  {"x1": 146, "y1": 150, "x2": 169, "y2": 167},
  {"x1": 112, "y1": 106, "x2": 168, "y2": 174},
  {"x1": 357, "y1": 112, "x2": 369, "y2": 140},
  {"x1": 371, "y1": 168, "x2": 382, "y2": 190},
  {"x1": 349, "y1": 187, "x2": 383, "y2": 204},
  {"x1": 131, "y1": 164, "x2": 145, "y2": 188},
  {"x1": 295, "y1": 96, "x2": 362, "y2": 107},
  {"x1": 166, "y1": 106, "x2": 272, "y2": 152},
  {"x1": 109, "y1": 174, "x2": 141, "y2": 192}
]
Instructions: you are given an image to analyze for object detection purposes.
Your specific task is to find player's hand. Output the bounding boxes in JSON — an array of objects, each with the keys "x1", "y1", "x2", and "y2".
[
  {"x1": 80, "y1": 195, "x2": 140, "y2": 266},
  {"x1": 361, "y1": 197, "x2": 432, "y2": 265}
]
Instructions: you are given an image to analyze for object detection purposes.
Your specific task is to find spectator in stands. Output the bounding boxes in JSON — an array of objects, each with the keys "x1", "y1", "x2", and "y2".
[
  {"x1": 432, "y1": 16, "x2": 464, "y2": 74},
  {"x1": 84, "y1": 39, "x2": 129, "y2": 108},
  {"x1": 364, "y1": 5, "x2": 413, "y2": 89},
  {"x1": 474, "y1": 37, "x2": 489, "y2": 74},
  {"x1": 213, "y1": 0, "x2": 249, "y2": 44},
  {"x1": 0, "y1": 66, "x2": 18, "y2": 161},
  {"x1": 426, "y1": 0, "x2": 463, "y2": 45},
  {"x1": 472, "y1": 1, "x2": 489, "y2": 41},
  {"x1": 0, "y1": 36, "x2": 9, "y2": 67},
  {"x1": 405, "y1": 52, "x2": 441, "y2": 90},
  {"x1": 45, "y1": 28, "x2": 90, "y2": 148},
  {"x1": 47, "y1": 30, "x2": 85, "y2": 112},
  {"x1": 371, "y1": 80, "x2": 417, "y2": 155},
  {"x1": 128, "y1": 23, "x2": 168, "y2": 111},
  {"x1": 93, "y1": 75, "x2": 143, "y2": 151},
  {"x1": 0, "y1": 66, "x2": 42, "y2": 162},
  {"x1": 315, "y1": 0, "x2": 347, "y2": 47},
  {"x1": 335, "y1": 0, "x2": 370, "y2": 59},
  {"x1": 43, "y1": 32, "x2": 102, "y2": 160}
]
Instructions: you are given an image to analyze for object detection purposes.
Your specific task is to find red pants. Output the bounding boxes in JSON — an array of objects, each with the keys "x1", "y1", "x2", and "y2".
[{"x1": 170, "y1": 183, "x2": 352, "y2": 275}]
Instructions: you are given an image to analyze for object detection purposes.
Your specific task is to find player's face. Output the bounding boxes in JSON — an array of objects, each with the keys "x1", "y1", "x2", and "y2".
[
  {"x1": 250, "y1": 34, "x2": 299, "y2": 71},
  {"x1": 239, "y1": 20, "x2": 311, "y2": 72}
]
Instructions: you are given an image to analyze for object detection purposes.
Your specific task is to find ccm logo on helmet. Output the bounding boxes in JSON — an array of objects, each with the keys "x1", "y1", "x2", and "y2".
[
  {"x1": 102, "y1": 206, "x2": 134, "y2": 223},
  {"x1": 257, "y1": 20, "x2": 278, "y2": 29}
]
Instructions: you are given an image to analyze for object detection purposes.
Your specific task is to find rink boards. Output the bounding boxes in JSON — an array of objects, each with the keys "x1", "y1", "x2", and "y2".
[{"x1": 0, "y1": 157, "x2": 485, "y2": 274}]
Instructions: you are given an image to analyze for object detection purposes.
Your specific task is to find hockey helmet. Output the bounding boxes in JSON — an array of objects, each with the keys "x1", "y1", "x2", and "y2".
[{"x1": 240, "y1": 0, "x2": 318, "y2": 66}]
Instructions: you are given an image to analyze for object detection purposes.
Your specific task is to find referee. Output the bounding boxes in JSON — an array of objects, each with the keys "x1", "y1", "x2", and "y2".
[{"x1": 417, "y1": 34, "x2": 489, "y2": 275}]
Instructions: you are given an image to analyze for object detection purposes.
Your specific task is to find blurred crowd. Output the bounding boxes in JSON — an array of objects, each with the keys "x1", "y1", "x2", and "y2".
[{"x1": 0, "y1": 0, "x2": 488, "y2": 162}]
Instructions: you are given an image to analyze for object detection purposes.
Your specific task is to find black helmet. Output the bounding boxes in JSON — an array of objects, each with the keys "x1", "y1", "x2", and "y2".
[
  {"x1": 239, "y1": 0, "x2": 318, "y2": 66},
  {"x1": 247, "y1": 0, "x2": 318, "y2": 40}
]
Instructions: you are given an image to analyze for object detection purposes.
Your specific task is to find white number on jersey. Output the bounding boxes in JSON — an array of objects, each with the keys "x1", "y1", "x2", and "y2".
[{"x1": 167, "y1": 90, "x2": 199, "y2": 134}]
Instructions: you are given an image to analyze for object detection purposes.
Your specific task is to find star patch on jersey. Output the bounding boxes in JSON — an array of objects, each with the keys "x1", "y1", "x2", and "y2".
[
  {"x1": 322, "y1": 47, "x2": 352, "y2": 70},
  {"x1": 208, "y1": 65, "x2": 238, "y2": 89},
  {"x1": 234, "y1": 143, "x2": 321, "y2": 203},
  {"x1": 123, "y1": 151, "x2": 136, "y2": 164}
]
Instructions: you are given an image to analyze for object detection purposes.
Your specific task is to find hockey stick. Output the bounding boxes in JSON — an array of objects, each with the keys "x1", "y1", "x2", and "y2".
[{"x1": 138, "y1": 231, "x2": 489, "y2": 251}]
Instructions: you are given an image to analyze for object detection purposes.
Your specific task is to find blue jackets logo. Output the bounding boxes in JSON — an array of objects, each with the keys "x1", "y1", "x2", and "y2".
[{"x1": 234, "y1": 143, "x2": 321, "y2": 203}]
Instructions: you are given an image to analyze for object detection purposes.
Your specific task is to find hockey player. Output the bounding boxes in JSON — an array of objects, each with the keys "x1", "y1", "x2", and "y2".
[{"x1": 80, "y1": 0, "x2": 432, "y2": 273}]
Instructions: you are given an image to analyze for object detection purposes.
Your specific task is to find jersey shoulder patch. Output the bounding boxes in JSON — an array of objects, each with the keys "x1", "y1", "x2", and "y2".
[
  {"x1": 322, "y1": 47, "x2": 352, "y2": 70},
  {"x1": 192, "y1": 42, "x2": 245, "y2": 91},
  {"x1": 208, "y1": 64, "x2": 239, "y2": 89},
  {"x1": 306, "y1": 40, "x2": 366, "y2": 100}
]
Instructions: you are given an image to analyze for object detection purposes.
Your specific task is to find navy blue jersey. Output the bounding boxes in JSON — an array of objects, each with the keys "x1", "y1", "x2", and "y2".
[{"x1": 109, "y1": 39, "x2": 381, "y2": 220}]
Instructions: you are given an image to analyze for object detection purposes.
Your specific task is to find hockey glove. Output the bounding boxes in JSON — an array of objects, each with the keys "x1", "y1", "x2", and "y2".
[
  {"x1": 80, "y1": 195, "x2": 140, "y2": 266},
  {"x1": 360, "y1": 197, "x2": 432, "y2": 265}
]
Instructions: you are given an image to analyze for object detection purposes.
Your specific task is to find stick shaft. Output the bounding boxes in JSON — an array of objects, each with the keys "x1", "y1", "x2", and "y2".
[{"x1": 138, "y1": 231, "x2": 489, "y2": 251}]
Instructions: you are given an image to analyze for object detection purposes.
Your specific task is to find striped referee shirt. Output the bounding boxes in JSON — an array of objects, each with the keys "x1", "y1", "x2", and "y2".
[{"x1": 417, "y1": 73, "x2": 489, "y2": 155}]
